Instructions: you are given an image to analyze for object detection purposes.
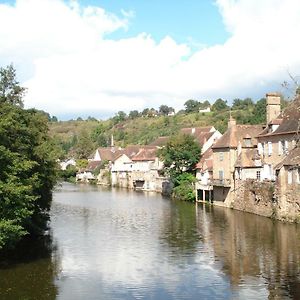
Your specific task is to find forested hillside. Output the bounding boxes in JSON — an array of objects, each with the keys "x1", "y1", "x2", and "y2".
[{"x1": 50, "y1": 97, "x2": 290, "y2": 160}]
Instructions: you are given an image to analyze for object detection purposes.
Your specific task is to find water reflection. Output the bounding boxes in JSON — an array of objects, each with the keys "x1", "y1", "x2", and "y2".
[
  {"x1": 0, "y1": 234, "x2": 59, "y2": 300},
  {"x1": 1, "y1": 183, "x2": 300, "y2": 299}
]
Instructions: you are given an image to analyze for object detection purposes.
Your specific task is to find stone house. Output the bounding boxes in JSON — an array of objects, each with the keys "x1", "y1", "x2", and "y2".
[
  {"x1": 211, "y1": 116, "x2": 264, "y2": 206},
  {"x1": 195, "y1": 148, "x2": 214, "y2": 202},
  {"x1": 131, "y1": 146, "x2": 164, "y2": 192},
  {"x1": 110, "y1": 145, "x2": 141, "y2": 188},
  {"x1": 275, "y1": 144, "x2": 300, "y2": 221},
  {"x1": 257, "y1": 93, "x2": 300, "y2": 181}
]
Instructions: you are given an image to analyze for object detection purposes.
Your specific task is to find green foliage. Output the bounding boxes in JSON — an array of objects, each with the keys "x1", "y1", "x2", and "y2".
[
  {"x1": 172, "y1": 173, "x2": 196, "y2": 202},
  {"x1": 75, "y1": 130, "x2": 95, "y2": 159},
  {"x1": 159, "y1": 134, "x2": 201, "y2": 180},
  {"x1": 59, "y1": 165, "x2": 77, "y2": 181},
  {"x1": 0, "y1": 104, "x2": 58, "y2": 251},
  {"x1": 184, "y1": 99, "x2": 200, "y2": 113},
  {"x1": 159, "y1": 105, "x2": 174, "y2": 115},
  {"x1": 212, "y1": 98, "x2": 229, "y2": 111},
  {"x1": 0, "y1": 64, "x2": 26, "y2": 107},
  {"x1": 251, "y1": 98, "x2": 266, "y2": 124}
]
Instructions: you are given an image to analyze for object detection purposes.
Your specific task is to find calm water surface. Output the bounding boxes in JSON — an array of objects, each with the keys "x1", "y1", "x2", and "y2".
[{"x1": 1, "y1": 183, "x2": 300, "y2": 299}]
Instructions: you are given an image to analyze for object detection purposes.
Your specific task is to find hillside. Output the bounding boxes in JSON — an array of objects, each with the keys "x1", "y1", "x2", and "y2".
[{"x1": 49, "y1": 104, "x2": 265, "y2": 159}]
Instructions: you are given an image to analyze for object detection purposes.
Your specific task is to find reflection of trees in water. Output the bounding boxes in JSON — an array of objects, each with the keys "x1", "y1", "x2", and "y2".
[
  {"x1": 0, "y1": 233, "x2": 60, "y2": 300},
  {"x1": 201, "y1": 206, "x2": 300, "y2": 299},
  {"x1": 160, "y1": 200, "x2": 202, "y2": 256}
]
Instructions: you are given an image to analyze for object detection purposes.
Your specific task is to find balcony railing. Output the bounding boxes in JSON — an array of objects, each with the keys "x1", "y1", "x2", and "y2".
[{"x1": 212, "y1": 178, "x2": 231, "y2": 187}]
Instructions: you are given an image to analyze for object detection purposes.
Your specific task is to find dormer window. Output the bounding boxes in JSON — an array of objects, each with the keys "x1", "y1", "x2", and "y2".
[{"x1": 244, "y1": 138, "x2": 251, "y2": 147}]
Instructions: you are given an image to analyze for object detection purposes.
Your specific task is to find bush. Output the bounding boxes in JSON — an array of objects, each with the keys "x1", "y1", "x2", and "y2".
[{"x1": 172, "y1": 173, "x2": 196, "y2": 202}]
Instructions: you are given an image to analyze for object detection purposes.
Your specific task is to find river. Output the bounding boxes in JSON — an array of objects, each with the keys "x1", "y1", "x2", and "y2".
[{"x1": 1, "y1": 183, "x2": 300, "y2": 299}]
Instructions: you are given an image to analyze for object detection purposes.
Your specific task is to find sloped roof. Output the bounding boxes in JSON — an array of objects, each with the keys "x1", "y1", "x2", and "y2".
[
  {"x1": 275, "y1": 146, "x2": 300, "y2": 170},
  {"x1": 123, "y1": 145, "x2": 142, "y2": 158},
  {"x1": 149, "y1": 136, "x2": 170, "y2": 147},
  {"x1": 87, "y1": 160, "x2": 101, "y2": 171},
  {"x1": 180, "y1": 126, "x2": 213, "y2": 135},
  {"x1": 196, "y1": 148, "x2": 213, "y2": 171},
  {"x1": 194, "y1": 131, "x2": 214, "y2": 146},
  {"x1": 259, "y1": 95, "x2": 300, "y2": 137},
  {"x1": 235, "y1": 148, "x2": 261, "y2": 168},
  {"x1": 132, "y1": 147, "x2": 157, "y2": 161},
  {"x1": 97, "y1": 147, "x2": 116, "y2": 161},
  {"x1": 212, "y1": 124, "x2": 263, "y2": 149}
]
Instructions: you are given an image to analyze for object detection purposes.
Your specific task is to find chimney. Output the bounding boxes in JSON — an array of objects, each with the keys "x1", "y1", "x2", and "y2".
[
  {"x1": 191, "y1": 127, "x2": 196, "y2": 134},
  {"x1": 266, "y1": 93, "x2": 281, "y2": 124},
  {"x1": 228, "y1": 115, "x2": 236, "y2": 129}
]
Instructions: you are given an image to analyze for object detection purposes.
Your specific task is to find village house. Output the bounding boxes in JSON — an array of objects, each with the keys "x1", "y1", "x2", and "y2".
[
  {"x1": 211, "y1": 116, "x2": 264, "y2": 206},
  {"x1": 110, "y1": 145, "x2": 141, "y2": 188},
  {"x1": 195, "y1": 148, "x2": 214, "y2": 202},
  {"x1": 257, "y1": 93, "x2": 300, "y2": 181},
  {"x1": 131, "y1": 146, "x2": 165, "y2": 192},
  {"x1": 275, "y1": 146, "x2": 300, "y2": 221}
]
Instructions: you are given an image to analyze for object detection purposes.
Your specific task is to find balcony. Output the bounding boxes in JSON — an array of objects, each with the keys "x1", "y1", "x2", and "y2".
[{"x1": 212, "y1": 178, "x2": 231, "y2": 187}]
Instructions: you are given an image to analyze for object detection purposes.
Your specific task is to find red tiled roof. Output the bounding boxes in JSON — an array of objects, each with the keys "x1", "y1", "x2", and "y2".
[
  {"x1": 132, "y1": 147, "x2": 157, "y2": 161},
  {"x1": 149, "y1": 136, "x2": 170, "y2": 147},
  {"x1": 180, "y1": 126, "x2": 213, "y2": 135},
  {"x1": 235, "y1": 148, "x2": 261, "y2": 168},
  {"x1": 275, "y1": 146, "x2": 300, "y2": 169},
  {"x1": 196, "y1": 148, "x2": 213, "y2": 170},
  {"x1": 212, "y1": 124, "x2": 263, "y2": 149}
]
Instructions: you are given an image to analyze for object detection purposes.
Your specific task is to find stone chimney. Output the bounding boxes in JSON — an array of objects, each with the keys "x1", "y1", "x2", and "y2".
[
  {"x1": 266, "y1": 93, "x2": 281, "y2": 124},
  {"x1": 228, "y1": 115, "x2": 236, "y2": 129}
]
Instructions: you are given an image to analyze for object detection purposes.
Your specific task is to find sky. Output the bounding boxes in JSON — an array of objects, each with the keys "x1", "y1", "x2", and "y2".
[{"x1": 0, "y1": 0, "x2": 300, "y2": 120}]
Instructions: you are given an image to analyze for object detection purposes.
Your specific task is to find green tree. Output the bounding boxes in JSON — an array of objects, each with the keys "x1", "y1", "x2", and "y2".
[
  {"x1": 251, "y1": 98, "x2": 266, "y2": 124},
  {"x1": 0, "y1": 64, "x2": 26, "y2": 107},
  {"x1": 0, "y1": 105, "x2": 58, "y2": 250},
  {"x1": 158, "y1": 133, "x2": 201, "y2": 180},
  {"x1": 129, "y1": 110, "x2": 140, "y2": 119},
  {"x1": 75, "y1": 130, "x2": 95, "y2": 159},
  {"x1": 212, "y1": 98, "x2": 229, "y2": 111},
  {"x1": 184, "y1": 99, "x2": 200, "y2": 113},
  {"x1": 159, "y1": 105, "x2": 174, "y2": 115}
]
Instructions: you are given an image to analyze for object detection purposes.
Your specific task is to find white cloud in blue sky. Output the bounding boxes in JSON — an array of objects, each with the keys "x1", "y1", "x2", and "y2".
[{"x1": 0, "y1": 0, "x2": 300, "y2": 119}]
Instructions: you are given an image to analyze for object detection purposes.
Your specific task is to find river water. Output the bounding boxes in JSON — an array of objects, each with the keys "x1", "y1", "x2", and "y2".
[{"x1": 1, "y1": 183, "x2": 300, "y2": 299}]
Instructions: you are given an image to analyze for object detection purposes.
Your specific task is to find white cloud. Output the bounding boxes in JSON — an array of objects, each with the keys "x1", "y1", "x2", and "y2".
[{"x1": 0, "y1": 0, "x2": 300, "y2": 119}]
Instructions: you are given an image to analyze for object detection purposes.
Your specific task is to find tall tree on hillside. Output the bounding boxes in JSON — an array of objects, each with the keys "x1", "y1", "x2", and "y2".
[
  {"x1": 212, "y1": 98, "x2": 229, "y2": 111},
  {"x1": 184, "y1": 99, "x2": 200, "y2": 113},
  {"x1": 0, "y1": 64, "x2": 26, "y2": 107},
  {"x1": 159, "y1": 105, "x2": 174, "y2": 116}
]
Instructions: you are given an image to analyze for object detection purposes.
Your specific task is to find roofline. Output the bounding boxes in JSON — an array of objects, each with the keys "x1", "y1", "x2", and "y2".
[{"x1": 257, "y1": 130, "x2": 297, "y2": 138}]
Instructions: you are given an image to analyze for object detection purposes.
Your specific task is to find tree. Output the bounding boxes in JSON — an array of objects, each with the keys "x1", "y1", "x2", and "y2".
[
  {"x1": 184, "y1": 99, "x2": 200, "y2": 113},
  {"x1": 159, "y1": 105, "x2": 174, "y2": 116},
  {"x1": 75, "y1": 130, "x2": 95, "y2": 159},
  {"x1": 129, "y1": 110, "x2": 139, "y2": 119},
  {"x1": 0, "y1": 105, "x2": 58, "y2": 250},
  {"x1": 212, "y1": 98, "x2": 229, "y2": 111},
  {"x1": 158, "y1": 133, "x2": 201, "y2": 180},
  {"x1": 251, "y1": 98, "x2": 266, "y2": 124},
  {"x1": 0, "y1": 64, "x2": 26, "y2": 107}
]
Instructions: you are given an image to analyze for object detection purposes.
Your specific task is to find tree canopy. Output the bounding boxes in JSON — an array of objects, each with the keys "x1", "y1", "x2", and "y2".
[
  {"x1": 0, "y1": 64, "x2": 26, "y2": 107},
  {"x1": 0, "y1": 65, "x2": 58, "y2": 251},
  {"x1": 158, "y1": 133, "x2": 201, "y2": 180}
]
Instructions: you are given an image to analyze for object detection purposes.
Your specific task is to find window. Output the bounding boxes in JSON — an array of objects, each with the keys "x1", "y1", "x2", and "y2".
[
  {"x1": 258, "y1": 143, "x2": 263, "y2": 155},
  {"x1": 219, "y1": 170, "x2": 224, "y2": 183},
  {"x1": 244, "y1": 138, "x2": 251, "y2": 147},
  {"x1": 256, "y1": 171, "x2": 261, "y2": 181},
  {"x1": 219, "y1": 152, "x2": 224, "y2": 161},
  {"x1": 297, "y1": 169, "x2": 300, "y2": 184},
  {"x1": 288, "y1": 170, "x2": 293, "y2": 184},
  {"x1": 268, "y1": 142, "x2": 272, "y2": 156},
  {"x1": 284, "y1": 141, "x2": 289, "y2": 154},
  {"x1": 278, "y1": 141, "x2": 283, "y2": 155}
]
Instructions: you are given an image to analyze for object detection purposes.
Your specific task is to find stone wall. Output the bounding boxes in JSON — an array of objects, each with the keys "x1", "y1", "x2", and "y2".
[{"x1": 233, "y1": 179, "x2": 276, "y2": 218}]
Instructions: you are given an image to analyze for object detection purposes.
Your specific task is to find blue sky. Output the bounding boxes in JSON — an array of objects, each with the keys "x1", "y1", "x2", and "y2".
[
  {"x1": 81, "y1": 0, "x2": 229, "y2": 48},
  {"x1": 0, "y1": 0, "x2": 300, "y2": 120}
]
